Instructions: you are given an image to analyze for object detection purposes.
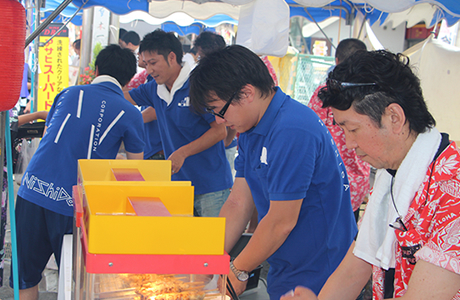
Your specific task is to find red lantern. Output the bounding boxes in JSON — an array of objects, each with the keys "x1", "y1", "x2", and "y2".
[{"x1": 0, "y1": 0, "x2": 26, "y2": 112}]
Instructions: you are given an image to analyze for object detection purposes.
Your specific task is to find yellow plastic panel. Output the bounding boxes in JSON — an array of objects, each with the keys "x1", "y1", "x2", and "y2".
[
  {"x1": 84, "y1": 184, "x2": 193, "y2": 216},
  {"x1": 78, "y1": 159, "x2": 172, "y2": 184},
  {"x1": 88, "y1": 215, "x2": 225, "y2": 255},
  {"x1": 82, "y1": 183, "x2": 226, "y2": 255}
]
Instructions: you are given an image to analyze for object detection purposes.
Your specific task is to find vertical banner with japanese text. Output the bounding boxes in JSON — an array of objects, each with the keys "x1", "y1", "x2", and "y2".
[{"x1": 38, "y1": 23, "x2": 69, "y2": 111}]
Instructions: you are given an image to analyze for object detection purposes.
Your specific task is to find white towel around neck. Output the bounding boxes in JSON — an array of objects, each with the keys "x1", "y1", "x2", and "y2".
[{"x1": 353, "y1": 127, "x2": 441, "y2": 270}]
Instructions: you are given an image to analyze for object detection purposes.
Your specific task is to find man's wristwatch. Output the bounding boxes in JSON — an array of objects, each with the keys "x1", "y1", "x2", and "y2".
[{"x1": 230, "y1": 260, "x2": 249, "y2": 282}]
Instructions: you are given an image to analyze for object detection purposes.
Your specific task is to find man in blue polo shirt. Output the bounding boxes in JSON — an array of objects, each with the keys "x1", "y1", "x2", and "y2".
[
  {"x1": 189, "y1": 45, "x2": 357, "y2": 300},
  {"x1": 124, "y1": 29, "x2": 232, "y2": 217},
  {"x1": 13, "y1": 44, "x2": 145, "y2": 300}
]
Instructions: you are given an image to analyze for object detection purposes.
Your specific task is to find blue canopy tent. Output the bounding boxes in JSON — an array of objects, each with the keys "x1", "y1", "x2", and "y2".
[
  {"x1": 65, "y1": 0, "x2": 460, "y2": 25},
  {"x1": 35, "y1": 0, "x2": 460, "y2": 42},
  {"x1": 118, "y1": 11, "x2": 237, "y2": 36},
  {"x1": 161, "y1": 14, "x2": 238, "y2": 36},
  {"x1": 287, "y1": 0, "x2": 460, "y2": 27},
  {"x1": 42, "y1": 11, "x2": 83, "y2": 25},
  {"x1": 161, "y1": 22, "x2": 206, "y2": 36}
]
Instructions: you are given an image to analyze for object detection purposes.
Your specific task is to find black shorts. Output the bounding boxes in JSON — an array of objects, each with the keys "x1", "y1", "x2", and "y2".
[{"x1": 10, "y1": 195, "x2": 73, "y2": 289}]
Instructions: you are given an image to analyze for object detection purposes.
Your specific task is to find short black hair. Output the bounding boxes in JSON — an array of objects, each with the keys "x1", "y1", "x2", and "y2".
[
  {"x1": 335, "y1": 38, "x2": 367, "y2": 63},
  {"x1": 139, "y1": 29, "x2": 183, "y2": 65},
  {"x1": 119, "y1": 28, "x2": 128, "y2": 40},
  {"x1": 121, "y1": 31, "x2": 140, "y2": 46},
  {"x1": 189, "y1": 47, "x2": 197, "y2": 55},
  {"x1": 95, "y1": 44, "x2": 137, "y2": 86},
  {"x1": 319, "y1": 50, "x2": 435, "y2": 134},
  {"x1": 194, "y1": 31, "x2": 226, "y2": 57},
  {"x1": 73, "y1": 39, "x2": 81, "y2": 50},
  {"x1": 189, "y1": 45, "x2": 274, "y2": 113}
]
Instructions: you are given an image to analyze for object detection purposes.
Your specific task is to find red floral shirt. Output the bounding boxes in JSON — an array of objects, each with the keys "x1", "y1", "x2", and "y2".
[
  {"x1": 261, "y1": 56, "x2": 279, "y2": 86},
  {"x1": 372, "y1": 141, "x2": 460, "y2": 299},
  {"x1": 308, "y1": 85, "x2": 370, "y2": 211},
  {"x1": 126, "y1": 69, "x2": 149, "y2": 91}
]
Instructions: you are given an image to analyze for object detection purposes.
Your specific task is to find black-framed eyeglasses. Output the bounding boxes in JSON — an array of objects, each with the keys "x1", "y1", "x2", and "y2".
[
  {"x1": 327, "y1": 79, "x2": 377, "y2": 93},
  {"x1": 205, "y1": 91, "x2": 238, "y2": 119}
]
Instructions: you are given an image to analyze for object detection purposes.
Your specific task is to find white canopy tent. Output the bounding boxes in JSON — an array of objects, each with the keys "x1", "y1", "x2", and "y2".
[{"x1": 403, "y1": 37, "x2": 460, "y2": 141}]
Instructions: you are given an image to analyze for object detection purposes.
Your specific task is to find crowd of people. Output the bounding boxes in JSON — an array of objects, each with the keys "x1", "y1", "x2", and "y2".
[{"x1": 6, "y1": 26, "x2": 460, "y2": 300}]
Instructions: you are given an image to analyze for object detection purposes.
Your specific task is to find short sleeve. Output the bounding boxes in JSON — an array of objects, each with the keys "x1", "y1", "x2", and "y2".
[
  {"x1": 129, "y1": 81, "x2": 155, "y2": 107},
  {"x1": 122, "y1": 108, "x2": 146, "y2": 154},
  {"x1": 235, "y1": 134, "x2": 246, "y2": 178}
]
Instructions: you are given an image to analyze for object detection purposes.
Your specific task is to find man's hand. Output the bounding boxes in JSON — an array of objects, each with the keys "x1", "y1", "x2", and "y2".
[
  {"x1": 168, "y1": 148, "x2": 187, "y2": 174},
  {"x1": 223, "y1": 268, "x2": 248, "y2": 297},
  {"x1": 281, "y1": 287, "x2": 318, "y2": 300}
]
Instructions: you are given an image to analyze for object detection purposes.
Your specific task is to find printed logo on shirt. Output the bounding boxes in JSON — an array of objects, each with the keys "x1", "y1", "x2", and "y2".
[
  {"x1": 22, "y1": 172, "x2": 73, "y2": 207},
  {"x1": 260, "y1": 147, "x2": 268, "y2": 165},
  {"x1": 178, "y1": 97, "x2": 190, "y2": 107}
]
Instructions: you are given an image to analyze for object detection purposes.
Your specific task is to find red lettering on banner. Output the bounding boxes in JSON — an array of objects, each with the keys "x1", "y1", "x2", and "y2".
[{"x1": 43, "y1": 65, "x2": 54, "y2": 74}]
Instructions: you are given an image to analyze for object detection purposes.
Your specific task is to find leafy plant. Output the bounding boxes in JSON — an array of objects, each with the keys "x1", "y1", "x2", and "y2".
[{"x1": 78, "y1": 42, "x2": 103, "y2": 85}]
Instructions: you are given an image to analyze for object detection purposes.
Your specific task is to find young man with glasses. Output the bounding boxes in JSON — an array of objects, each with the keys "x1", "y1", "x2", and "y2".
[
  {"x1": 189, "y1": 45, "x2": 357, "y2": 300},
  {"x1": 124, "y1": 29, "x2": 232, "y2": 217}
]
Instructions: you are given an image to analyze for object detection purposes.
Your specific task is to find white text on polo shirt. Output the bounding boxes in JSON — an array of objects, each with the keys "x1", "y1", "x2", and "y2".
[
  {"x1": 93, "y1": 100, "x2": 106, "y2": 151},
  {"x1": 22, "y1": 172, "x2": 73, "y2": 206}
]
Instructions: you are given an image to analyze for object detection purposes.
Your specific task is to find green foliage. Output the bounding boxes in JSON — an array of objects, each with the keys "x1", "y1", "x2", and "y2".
[
  {"x1": 88, "y1": 42, "x2": 103, "y2": 71},
  {"x1": 78, "y1": 42, "x2": 103, "y2": 85}
]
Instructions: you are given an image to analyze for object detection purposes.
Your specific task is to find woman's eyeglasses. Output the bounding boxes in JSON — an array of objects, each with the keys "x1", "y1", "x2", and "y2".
[
  {"x1": 327, "y1": 79, "x2": 377, "y2": 93},
  {"x1": 205, "y1": 91, "x2": 238, "y2": 119}
]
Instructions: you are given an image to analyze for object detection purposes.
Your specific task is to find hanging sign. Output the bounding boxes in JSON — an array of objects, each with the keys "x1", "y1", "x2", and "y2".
[{"x1": 38, "y1": 23, "x2": 69, "y2": 111}]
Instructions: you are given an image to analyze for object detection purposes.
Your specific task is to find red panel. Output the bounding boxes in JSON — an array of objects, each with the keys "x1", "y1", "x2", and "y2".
[
  {"x1": 128, "y1": 197, "x2": 171, "y2": 216},
  {"x1": 73, "y1": 185, "x2": 83, "y2": 228}
]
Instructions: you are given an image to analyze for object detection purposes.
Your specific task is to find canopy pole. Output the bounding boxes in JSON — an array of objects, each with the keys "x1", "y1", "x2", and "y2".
[
  {"x1": 304, "y1": 8, "x2": 337, "y2": 50},
  {"x1": 40, "y1": 1, "x2": 85, "y2": 47},
  {"x1": 4, "y1": 112, "x2": 19, "y2": 300},
  {"x1": 24, "y1": 0, "x2": 74, "y2": 48}
]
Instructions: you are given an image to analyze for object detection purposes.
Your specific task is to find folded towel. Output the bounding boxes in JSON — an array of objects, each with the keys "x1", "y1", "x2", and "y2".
[{"x1": 353, "y1": 127, "x2": 441, "y2": 270}]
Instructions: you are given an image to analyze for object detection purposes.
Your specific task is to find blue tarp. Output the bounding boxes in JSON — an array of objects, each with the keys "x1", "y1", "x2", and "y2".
[
  {"x1": 287, "y1": 0, "x2": 460, "y2": 27},
  {"x1": 40, "y1": 0, "x2": 460, "y2": 28}
]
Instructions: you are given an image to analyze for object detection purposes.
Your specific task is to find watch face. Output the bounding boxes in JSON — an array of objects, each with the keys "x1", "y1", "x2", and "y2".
[{"x1": 237, "y1": 272, "x2": 249, "y2": 282}]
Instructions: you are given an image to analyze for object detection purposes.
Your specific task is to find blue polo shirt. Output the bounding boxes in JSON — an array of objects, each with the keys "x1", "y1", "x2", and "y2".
[
  {"x1": 129, "y1": 67, "x2": 232, "y2": 195},
  {"x1": 142, "y1": 106, "x2": 163, "y2": 158},
  {"x1": 18, "y1": 76, "x2": 145, "y2": 217},
  {"x1": 235, "y1": 88, "x2": 357, "y2": 299},
  {"x1": 142, "y1": 75, "x2": 163, "y2": 159}
]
